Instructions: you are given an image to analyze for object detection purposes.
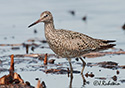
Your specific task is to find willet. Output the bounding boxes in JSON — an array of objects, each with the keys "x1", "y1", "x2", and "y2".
[{"x1": 28, "y1": 11, "x2": 116, "y2": 87}]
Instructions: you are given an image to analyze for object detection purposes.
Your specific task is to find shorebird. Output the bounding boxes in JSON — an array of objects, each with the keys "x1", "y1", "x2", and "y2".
[{"x1": 28, "y1": 11, "x2": 116, "y2": 87}]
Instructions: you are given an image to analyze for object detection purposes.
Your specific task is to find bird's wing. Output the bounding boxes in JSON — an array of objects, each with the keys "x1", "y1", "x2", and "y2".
[
  {"x1": 55, "y1": 29, "x2": 115, "y2": 53},
  {"x1": 56, "y1": 29, "x2": 103, "y2": 51}
]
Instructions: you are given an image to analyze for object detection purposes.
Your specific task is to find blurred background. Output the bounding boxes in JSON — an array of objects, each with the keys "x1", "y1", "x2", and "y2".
[{"x1": 0, "y1": 0, "x2": 125, "y2": 88}]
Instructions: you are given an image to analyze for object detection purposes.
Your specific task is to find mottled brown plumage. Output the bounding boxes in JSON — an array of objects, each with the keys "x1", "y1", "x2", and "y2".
[
  {"x1": 28, "y1": 11, "x2": 116, "y2": 87},
  {"x1": 28, "y1": 11, "x2": 115, "y2": 58}
]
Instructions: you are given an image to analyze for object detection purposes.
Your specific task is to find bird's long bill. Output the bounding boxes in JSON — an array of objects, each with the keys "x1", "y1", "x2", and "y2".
[{"x1": 28, "y1": 19, "x2": 41, "y2": 28}]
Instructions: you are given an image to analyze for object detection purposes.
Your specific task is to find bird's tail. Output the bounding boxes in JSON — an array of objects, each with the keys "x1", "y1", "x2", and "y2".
[
  {"x1": 102, "y1": 40, "x2": 116, "y2": 43},
  {"x1": 99, "y1": 39, "x2": 116, "y2": 43},
  {"x1": 99, "y1": 44, "x2": 116, "y2": 50}
]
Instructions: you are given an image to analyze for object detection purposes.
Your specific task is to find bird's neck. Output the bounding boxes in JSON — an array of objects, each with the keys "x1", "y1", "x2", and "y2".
[
  {"x1": 44, "y1": 21, "x2": 55, "y2": 32},
  {"x1": 44, "y1": 21, "x2": 56, "y2": 40}
]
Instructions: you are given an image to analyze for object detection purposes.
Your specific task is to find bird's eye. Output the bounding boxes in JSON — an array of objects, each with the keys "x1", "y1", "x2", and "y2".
[{"x1": 44, "y1": 14, "x2": 49, "y2": 17}]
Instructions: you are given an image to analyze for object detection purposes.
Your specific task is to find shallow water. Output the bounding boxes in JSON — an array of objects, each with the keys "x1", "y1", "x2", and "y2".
[{"x1": 0, "y1": 0, "x2": 125, "y2": 88}]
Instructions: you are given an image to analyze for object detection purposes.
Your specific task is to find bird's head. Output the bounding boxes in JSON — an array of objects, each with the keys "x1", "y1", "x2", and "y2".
[{"x1": 28, "y1": 11, "x2": 53, "y2": 28}]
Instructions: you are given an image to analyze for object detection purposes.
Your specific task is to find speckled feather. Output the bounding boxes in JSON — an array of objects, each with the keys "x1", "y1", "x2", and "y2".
[{"x1": 29, "y1": 11, "x2": 116, "y2": 58}]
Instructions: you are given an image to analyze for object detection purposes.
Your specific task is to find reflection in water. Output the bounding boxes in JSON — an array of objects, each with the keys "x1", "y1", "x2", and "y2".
[{"x1": 68, "y1": 57, "x2": 86, "y2": 88}]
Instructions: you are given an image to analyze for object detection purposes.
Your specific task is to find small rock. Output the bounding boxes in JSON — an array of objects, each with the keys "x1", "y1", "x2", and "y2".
[
  {"x1": 75, "y1": 58, "x2": 79, "y2": 61},
  {"x1": 25, "y1": 81, "x2": 31, "y2": 86},
  {"x1": 48, "y1": 59, "x2": 55, "y2": 64},
  {"x1": 85, "y1": 73, "x2": 89, "y2": 78},
  {"x1": 11, "y1": 47, "x2": 20, "y2": 50},
  {"x1": 34, "y1": 29, "x2": 37, "y2": 33},
  {"x1": 119, "y1": 79, "x2": 125, "y2": 83},
  {"x1": 88, "y1": 72, "x2": 94, "y2": 78},
  {"x1": 122, "y1": 23, "x2": 125, "y2": 30},
  {"x1": 35, "y1": 78, "x2": 39, "y2": 80},
  {"x1": 69, "y1": 10, "x2": 75, "y2": 16},
  {"x1": 82, "y1": 16, "x2": 87, "y2": 21},
  {"x1": 31, "y1": 46, "x2": 35, "y2": 52},
  {"x1": 99, "y1": 69, "x2": 101, "y2": 72},
  {"x1": 41, "y1": 40, "x2": 47, "y2": 43},
  {"x1": 116, "y1": 70, "x2": 120, "y2": 75},
  {"x1": 112, "y1": 75, "x2": 117, "y2": 81}
]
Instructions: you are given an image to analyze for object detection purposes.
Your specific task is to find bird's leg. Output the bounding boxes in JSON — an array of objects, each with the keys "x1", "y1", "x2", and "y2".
[
  {"x1": 79, "y1": 57, "x2": 86, "y2": 85},
  {"x1": 79, "y1": 57, "x2": 86, "y2": 74},
  {"x1": 68, "y1": 58, "x2": 73, "y2": 88}
]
